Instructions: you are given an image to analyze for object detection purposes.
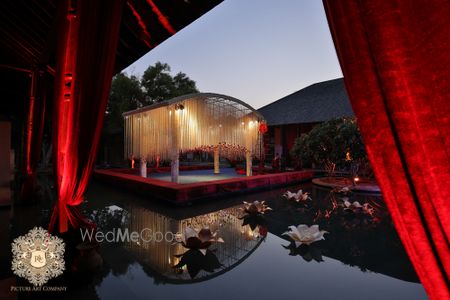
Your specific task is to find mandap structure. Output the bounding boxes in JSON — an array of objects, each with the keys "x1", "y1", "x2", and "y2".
[{"x1": 123, "y1": 93, "x2": 265, "y2": 182}]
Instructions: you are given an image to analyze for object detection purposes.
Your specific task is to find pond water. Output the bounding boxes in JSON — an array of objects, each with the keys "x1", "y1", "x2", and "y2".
[{"x1": 66, "y1": 181, "x2": 427, "y2": 300}]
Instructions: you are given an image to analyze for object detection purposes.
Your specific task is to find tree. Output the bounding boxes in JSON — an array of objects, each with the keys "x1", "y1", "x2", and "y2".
[
  {"x1": 290, "y1": 117, "x2": 372, "y2": 177},
  {"x1": 105, "y1": 72, "x2": 144, "y2": 131},
  {"x1": 141, "y1": 61, "x2": 199, "y2": 104},
  {"x1": 173, "y1": 72, "x2": 199, "y2": 97},
  {"x1": 101, "y1": 64, "x2": 198, "y2": 165}
]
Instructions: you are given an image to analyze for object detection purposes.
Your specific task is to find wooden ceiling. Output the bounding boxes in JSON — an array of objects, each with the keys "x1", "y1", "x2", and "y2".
[
  {"x1": 0, "y1": 0, "x2": 222, "y2": 73},
  {"x1": 0, "y1": 0, "x2": 222, "y2": 119}
]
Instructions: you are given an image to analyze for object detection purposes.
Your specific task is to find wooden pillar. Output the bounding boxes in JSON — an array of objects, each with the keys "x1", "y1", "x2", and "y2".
[
  {"x1": 246, "y1": 151, "x2": 252, "y2": 176},
  {"x1": 214, "y1": 147, "x2": 220, "y2": 174}
]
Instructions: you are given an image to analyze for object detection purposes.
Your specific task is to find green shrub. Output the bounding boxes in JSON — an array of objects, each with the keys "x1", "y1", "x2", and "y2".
[{"x1": 290, "y1": 117, "x2": 371, "y2": 177}]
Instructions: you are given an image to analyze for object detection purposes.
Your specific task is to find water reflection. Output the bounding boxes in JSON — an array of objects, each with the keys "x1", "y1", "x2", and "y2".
[
  {"x1": 174, "y1": 249, "x2": 222, "y2": 279},
  {"x1": 282, "y1": 243, "x2": 324, "y2": 263},
  {"x1": 121, "y1": 204, "x2": 262, "y2": 282},
  {"x1": 78, "y1": 182, "x2": 426, "y2": 299},
  {"x1": 270, "y1": 186, "x2": 418, "y2": 281},
  {"x1": 85, "y1": 184, "x2": 418, "y2": 285}
]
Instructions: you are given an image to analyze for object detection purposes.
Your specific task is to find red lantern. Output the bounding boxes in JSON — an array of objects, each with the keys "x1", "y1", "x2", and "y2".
[{"x1": 259, "y1": 122, "x2": 268, "y2": 134}]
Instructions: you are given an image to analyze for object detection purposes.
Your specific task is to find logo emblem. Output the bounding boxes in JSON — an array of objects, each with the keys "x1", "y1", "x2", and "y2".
[
  {"x1": 11, "y1": 227, "x2": 65, "y2": 286},
  {"x1": 30, "y1": 250, "x2": 46, "y2": 268}
]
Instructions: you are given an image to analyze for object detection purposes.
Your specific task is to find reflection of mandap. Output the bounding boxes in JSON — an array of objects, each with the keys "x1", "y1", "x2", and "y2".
[
  {"x1": 88, "y1": 185, "x2": 419, "y2": 284},
  {"x1": 123, "y1": 204, "x2": 264, "y2": 283}
]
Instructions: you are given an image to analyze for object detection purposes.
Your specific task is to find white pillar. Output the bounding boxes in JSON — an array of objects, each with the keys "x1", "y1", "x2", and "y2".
[
  {"x1": 140, "y1": 158, "x2": 147, "y2": 178},
  {"x1": 171, "y1": 155, "x2": 179, "y2": 183},
  {"x1": 246, "y1": 151, "x2": 252, "y2": 176},
  {"x1": 214, "y1": 147, "x2": 220, "y2": 174},
  {"x1": 170, "y1": 108, "x2": 180, "y2": 183}
]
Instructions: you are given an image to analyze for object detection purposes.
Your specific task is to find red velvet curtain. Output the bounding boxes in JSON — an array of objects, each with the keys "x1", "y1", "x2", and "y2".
[
  {"x1": 49, "y1": 0, "x2": 124, "y2": 233},
  {"x1": 323, "y1": 1, "x2": 449, "y2": 299},
  {"x1": 20, "y1": 69, "x2": 46, "y2": 201}
]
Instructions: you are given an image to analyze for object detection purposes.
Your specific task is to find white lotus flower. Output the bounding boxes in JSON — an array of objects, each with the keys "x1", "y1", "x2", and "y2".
[
  {"x1": 241, "y1": 200, "x2": 272, "y2": 214},
  {"x1": 343, "y1": 200, "x2": 362, "y2": 210},
  {"x1": 283, "y1": 189, "x2": 311, "y2": 202},
  {"x1": 283, "y1": 191, "x2": 296, "y2": 199},
  {"x1": 340, "y1": 187, "x2": 350, "y2": 193},
  {"x1": 342, "y1": 201, "x2": 374, "y2": 216},
  {"x1": 333, "y1": 186, "x2": 352, "y2": 194},
  {"x1": 283, "y1": 224, "x2": 328, "y2": 247}
]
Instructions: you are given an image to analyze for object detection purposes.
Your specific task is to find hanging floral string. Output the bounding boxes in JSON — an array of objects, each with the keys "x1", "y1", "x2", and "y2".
[{"x1": 124, "y1": 96, "x2": 264, "y2": 161}]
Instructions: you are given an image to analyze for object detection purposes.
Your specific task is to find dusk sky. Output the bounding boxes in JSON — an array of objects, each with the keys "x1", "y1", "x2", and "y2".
[{"x1": 123, "y1": 0, "x2": 343, "y2": 109}]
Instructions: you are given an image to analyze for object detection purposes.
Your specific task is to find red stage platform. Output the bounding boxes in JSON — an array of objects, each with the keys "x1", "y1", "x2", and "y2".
[{"x1": 93, "y1": 168, "x2": 315, "y2": 204}]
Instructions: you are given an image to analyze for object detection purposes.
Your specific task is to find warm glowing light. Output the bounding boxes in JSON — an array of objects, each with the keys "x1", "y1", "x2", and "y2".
[
  {"x1": 124, "y1": 97, "x2": 263, "y2": 161},
  {"x1": 174, "y1": 103, "x2": 184, "y2": 110},
  {"x1": 345, "y1": 151, "x2": 352, "y2": 161},
  {"x1": 125, "y1": 204, "x2": 262, "y2": 279},
  {"x1": 258, "y1": 122, "x2": 268, "y2": 134}
]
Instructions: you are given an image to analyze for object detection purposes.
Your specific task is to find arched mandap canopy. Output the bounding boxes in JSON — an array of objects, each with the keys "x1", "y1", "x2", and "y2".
[{"x1": 123, "y1": 93, "x2": 265, "y2": 182}]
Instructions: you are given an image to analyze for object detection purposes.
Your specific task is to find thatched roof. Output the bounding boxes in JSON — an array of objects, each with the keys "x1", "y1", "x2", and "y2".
[{"x1": 258, "y1": 78, "x2": 354, "y2": 126}]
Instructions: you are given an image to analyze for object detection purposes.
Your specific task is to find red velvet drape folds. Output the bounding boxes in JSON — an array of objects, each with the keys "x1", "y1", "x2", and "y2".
[
  {"x1": 323, "y1": 1, "x2": 449, "y2": 299},
  {"x1": 49, "y1": 0, "x2": 124, "y2": 233}
]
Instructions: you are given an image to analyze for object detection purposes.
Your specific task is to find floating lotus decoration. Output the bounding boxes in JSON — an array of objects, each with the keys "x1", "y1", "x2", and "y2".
[
  {"x1": 283, "y1": 189, "x2": 312, "y2": 202},
  {"x1": 177, "y1": 227, "x2": 224, "y2": 255},
  {"x1": 342, "y1": 200, "x2": 374, "y2": 216},
  {"x1": 283, "y1": 225, "x2": 328, "y2": 247},
  {"x1": 240, "y1": 200, "x2": 272, "y2": 215},
  {"x1": 240, "y1": 201, "x2": 270, "y2": 239},
  {"x1": 332, "y1": 186, "x2": 352, "y2": 195}
]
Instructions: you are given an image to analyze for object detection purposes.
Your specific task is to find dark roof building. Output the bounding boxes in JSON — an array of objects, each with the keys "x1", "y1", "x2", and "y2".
[
  {"x1": 257, "y1": 78, "x2": 354, "y2": 168},
  {"x1": 258, "y1": 78, "x2": 353, "y2": 126}
]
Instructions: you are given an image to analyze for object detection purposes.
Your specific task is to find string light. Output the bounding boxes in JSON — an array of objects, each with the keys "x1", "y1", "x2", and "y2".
[{"x1": 124, "y1": 96, "x2": 264, "y2": 161}]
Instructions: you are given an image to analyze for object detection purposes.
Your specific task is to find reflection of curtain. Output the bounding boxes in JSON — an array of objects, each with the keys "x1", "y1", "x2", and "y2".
[
  {"x1": 323, "y1": 1, "x2": 449, "y2": 299},
  {"x1": 49, "y1": 0, "x2": 124, "y2": 233},
  {"x1": 20, "y1": 70, "x2": 46, "y2": 202}
]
